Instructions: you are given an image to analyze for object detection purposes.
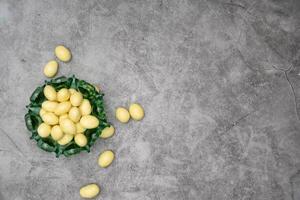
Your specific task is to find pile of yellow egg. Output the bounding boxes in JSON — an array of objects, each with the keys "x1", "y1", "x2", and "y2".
[
  {"x1": 37, "y1": 85, "x2": 99, "y2": 147},
  {"x1": 39, "y1": 44, "x2": 146, "y2": 199}
]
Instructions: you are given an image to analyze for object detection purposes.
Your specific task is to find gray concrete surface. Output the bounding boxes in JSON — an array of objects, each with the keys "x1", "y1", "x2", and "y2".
[{"x1": 0, "y1": 0, "x2": 300, "y2": 199}]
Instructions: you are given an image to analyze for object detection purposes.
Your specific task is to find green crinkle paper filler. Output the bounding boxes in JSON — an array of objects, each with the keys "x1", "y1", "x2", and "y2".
[{"x1": 25, "y1": 76, "x2": 109, "y2": 157}]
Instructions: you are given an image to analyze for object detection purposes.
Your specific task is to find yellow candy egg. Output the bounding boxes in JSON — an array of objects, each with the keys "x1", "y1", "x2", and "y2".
[
  {"x1": 55, "y1": 45, "x2": 71, "y2": 62},
  {"x1": 79, "y1": 99, "x2": 92, "y2": 116},
  {"x1": 70, "y1": 91, "x2": 83, "y2": 107},
  {"x1": 100, "y1": 126, "x2": 115, "y2": 139},
  {"x1": 69, "y1": 107, "x2": 81, "y2": 123},
  {"x1": 98, "y1": 150, "x2": 115, "y2": 168},
  {"x1": 50, "y1": 125, "x2": 64, "y2": 141},
  {"x1": 79, "y1": 184, "x2": 100, "y2": 199},
  {"x1": 80, "y1": 115, "x2": 99, "y2": 129},
  {"x1": 57, "y1": 134, "x2": 73, "y2": 145},
  {"x1": 43, "y1": 60, "x2": 58, "y2": 78},
  {"x1": 54, "y1": 101, "x2": 71, "y2": 115},
  {"x1": 74, "y1": 133, "x2": 87, "y2": 147},
  {"x1": 129, "y1": 103, "x2": 145, "y2": 121},
  {"x1": 37, "y1": 123, "x2": 51, "y2": 138},
  {"x1": 42, "y1": 112, "x2": 59, "y2": 125},
  {"x1": 60, "y1": 118, "x2": 76, "y2": 135},
  {"x1": 42, "y1": 101, "x2": 58, "y2": 112},
  {"x1": 57, "y1": 88, "x2": 70, "y2": 102},
  {"x1": 43, "y1": 85, "x2": 57, "y2": 101},
  {"x1": 115, "y1": 107, "x2": 130, "y2": 123}
]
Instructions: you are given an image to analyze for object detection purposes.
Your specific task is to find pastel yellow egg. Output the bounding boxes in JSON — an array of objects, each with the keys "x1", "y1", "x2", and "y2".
[
  {"x1": 50, "y1": 125, "x2": 64, "y2": 141},
  {"x1": 79, "y1": 99, "x2": 92, "y2": 116},
  {"x1": 129, "y1": 103, "x2": 145, "y2": 121},
  {"x1": 57, "y1": 134, "x2": 73, "y2": 145},
  {"x1": 54, "y1": 101, "x2": 71, "y2": 115},
  {"x1": 98, "y1": 150, "x2": 115, "y2": 168},
  {"x1": 115, "y1": 107, "x2": 130, "y2": 123},
  {"x1": 42, "y1": 112, "x2": 59, "y2": 125},
  {"x1": 60, "y1": 118, "x2": 76, "y2": 135},
  {"x1": 42, "y1": 101, "x2": 58, "y2": 112},
  {"x1": 37, "y1": 123, "x2": 51, "y2": 138},
  {"x1": 55, "y1": 45, "x2": 71, "y2": 62},
  {"x1": 43, "y1": 60, "x2": 58, "y2": 78},
  {"x1": 80, "y1": 115, "x2": 99, "y2": 129},
  {"x1": 57, "y1": 88, "x2": 70, "y2": 102},
  {"x1": 76, "y1": 123, "x2": 86, "y2": 134},
  {"x1": 70, "y1": 92, "x2": 83, "y2": 107},
  {"x1": 43, "y1": 85, "x2": 57, "y2": 101},
  {"x1": 69, "y1": 88, "x2": 76, "y2": 95},
  {"x1": 69, "y1": 107, "x2": 81, "y2": 123},
  {"x1": 74, "y1": 133, "x2": 87, "y2": 147},
  {"x1": 100, "y1": 126, "x2": 115, "y2": 139},
  {"x1": 39, "y1": 108, "x2": 47, "y2": 117},
  {"x1": 79, "y1": 184, "x2": 100, "y2": 199},
  {"x1": 59, "y1": 114, "x2": 69, "y2": 124}
]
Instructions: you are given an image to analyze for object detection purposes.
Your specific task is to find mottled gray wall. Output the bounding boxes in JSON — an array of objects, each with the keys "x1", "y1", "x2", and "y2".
[{"x1": 0, "y1": 0, "x2": 300, "y2": 200}]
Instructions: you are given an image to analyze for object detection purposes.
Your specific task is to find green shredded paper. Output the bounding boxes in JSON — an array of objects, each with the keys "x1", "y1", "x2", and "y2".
[{"x1": 25, "y1": 76, "x2": 109, "y2": 157}]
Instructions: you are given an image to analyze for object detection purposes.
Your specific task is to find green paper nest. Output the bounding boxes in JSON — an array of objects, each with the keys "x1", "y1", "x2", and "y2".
[{"x1": 25, "y1": 76, "x2": 109, "y2": 157}]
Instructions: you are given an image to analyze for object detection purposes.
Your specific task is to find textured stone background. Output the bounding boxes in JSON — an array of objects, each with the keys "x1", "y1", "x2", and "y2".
[{"x1": 0, "y1": 0, "x2": 300, "y2": 199}]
